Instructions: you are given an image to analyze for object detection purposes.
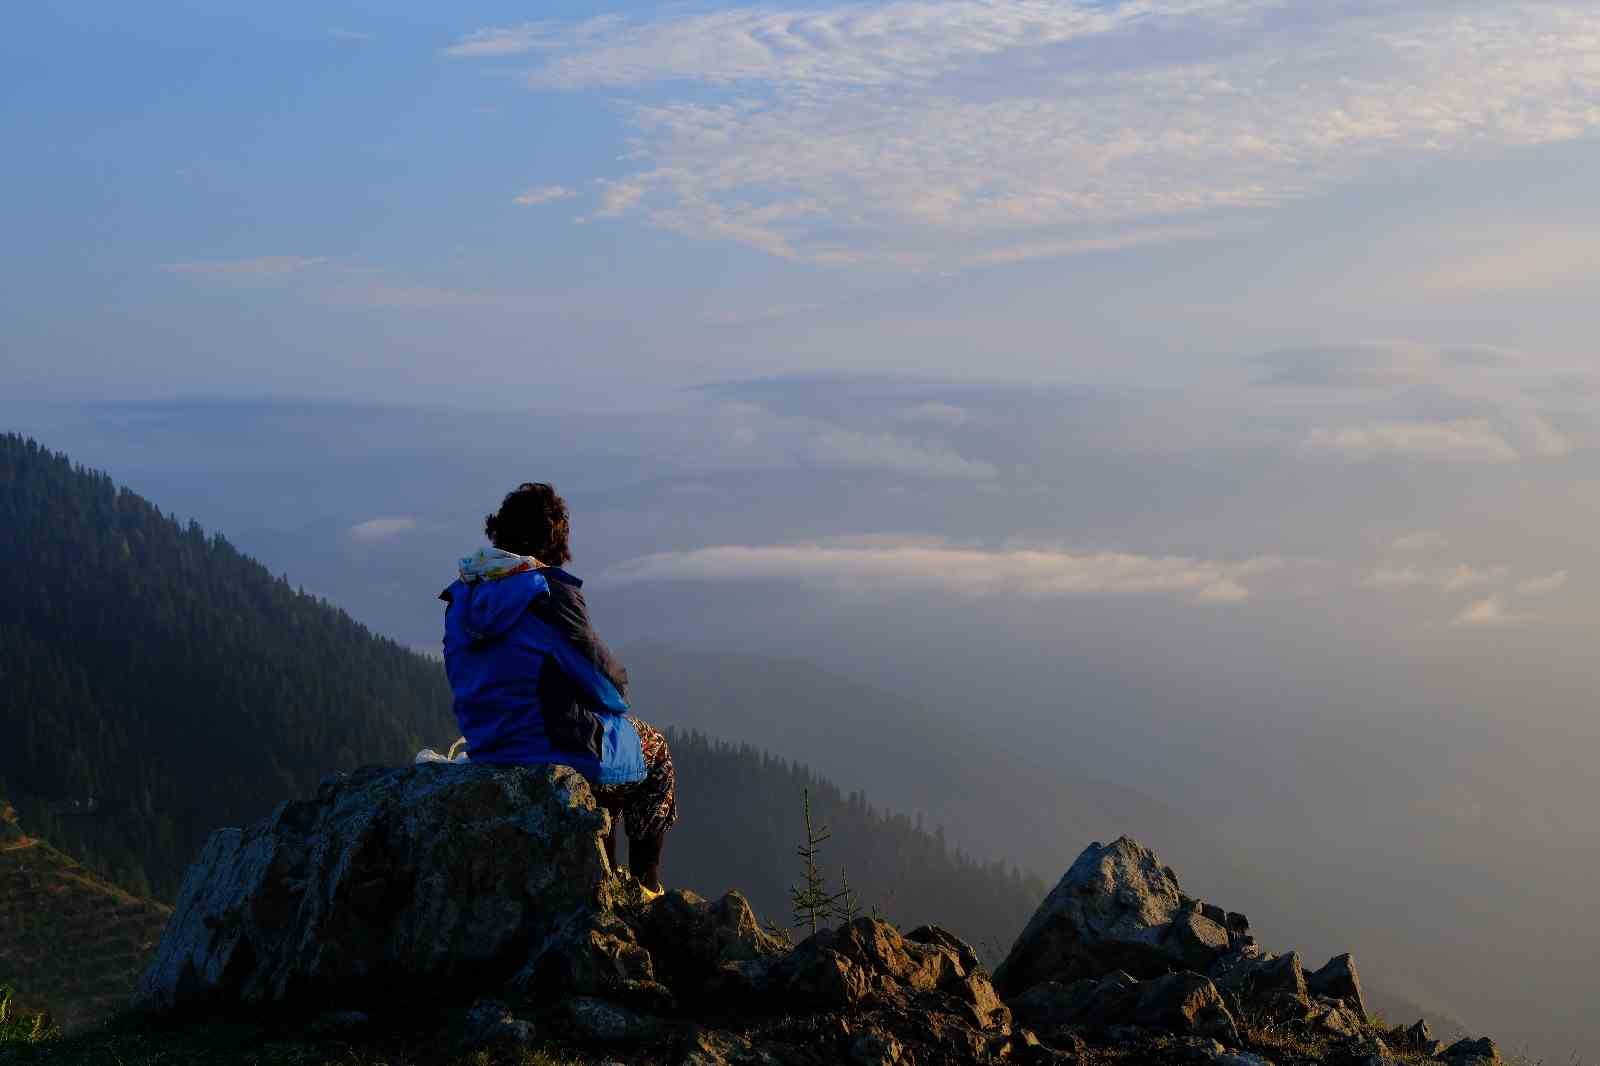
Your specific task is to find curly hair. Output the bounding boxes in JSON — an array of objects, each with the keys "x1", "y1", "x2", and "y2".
[{"x1": 484, "y1": 482, "x2": 572, "y2": 566}]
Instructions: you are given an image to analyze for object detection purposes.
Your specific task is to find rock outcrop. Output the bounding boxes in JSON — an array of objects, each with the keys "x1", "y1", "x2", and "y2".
[
  {"x1": 134, "y1": 771, "x2": 1503, "y2": 1066},
  {"x1": 135, "y1": 763, "x2": 615, "y2": 1011},
  {"x1": 990, "y1": 835, "x2": 1509, "y2": 1065}
]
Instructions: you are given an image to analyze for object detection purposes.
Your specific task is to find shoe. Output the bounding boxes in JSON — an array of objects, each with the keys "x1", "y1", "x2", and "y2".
[{"x1": 416, "y1": 737, "x2": 471, "y2": 765}]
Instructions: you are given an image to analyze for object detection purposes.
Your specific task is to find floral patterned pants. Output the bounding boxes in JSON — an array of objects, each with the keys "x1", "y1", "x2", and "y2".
[{"x1": 592, "y1": 716, "x2": 679, "y2": 841}]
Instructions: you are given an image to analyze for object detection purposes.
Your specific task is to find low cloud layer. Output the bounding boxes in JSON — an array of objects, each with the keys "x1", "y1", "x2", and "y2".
[{"x1": 605, "y1": 538, "x2": 1279, "y2": 603}]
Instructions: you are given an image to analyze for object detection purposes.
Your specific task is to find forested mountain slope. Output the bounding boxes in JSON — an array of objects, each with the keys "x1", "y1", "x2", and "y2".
[
  {"x1": 0, "y1": 433, "x2": 457, "y2": 897},
  {"x1": 666, "y1": 730, "x2": 1046, "y2": 961}
]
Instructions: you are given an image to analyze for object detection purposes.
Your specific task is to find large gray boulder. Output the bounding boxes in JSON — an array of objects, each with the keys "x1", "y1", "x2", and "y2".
[
  {"x1": 134, "y1": 763, "x2": 615, "y2": 1011},
  {"x1": 994, "y1": 836, "x2": 1229, "y2": 996}
]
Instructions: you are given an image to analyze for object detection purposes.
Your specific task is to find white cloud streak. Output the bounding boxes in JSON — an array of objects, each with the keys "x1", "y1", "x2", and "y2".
[
  {"x1": 1259, "y1": 341, "x2": 1591, "y2": 464},
  {"x1": 512, "y1": 185, "x2": 576, "y2": 205},
  {"x1": 1302, "y1": 420, "x2": 1521, "y2": 463},
  {"x1": 896, "y1": 402, "x2": 971, "y2": 426},
  {"x1": 809, "y1": 428, "x2": 996, "y2": 479},
  {"x1": 164, "y1": 256, "x2": 327, "y2": 280},
  {"x1": 605, "y1": 538, "x2": 1281, "y2": 604},
  {"x1": 1454, "y1": 595, "x2": 1519, "y2": 627},
  {"x1": 348, "y1": 516, "x2": 418, "y2": 542},
  {"x1": 1517, "y1": 571, "x2": 1570, "y2": 595},
  {"x1": 451, "y1": 1, "x2": 1600, "y2": 267},
  {"x1": 1362, "y1": 564, "x2": 1508, "y2": 592},
  {"x1": 164, "y1": 255, "x2": 487, "y2": 311},
  {"x1": 1391, "y1": 531, "x2": 1447, "y2": 553}
]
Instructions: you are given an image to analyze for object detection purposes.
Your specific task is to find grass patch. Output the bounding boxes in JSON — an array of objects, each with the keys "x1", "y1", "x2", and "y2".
[
  {"x1": 0, "y1": 1012, "x2": 628, "y2": 1066},
  {"x1": 0, "y1": 987, "x2": 59, "y2": 1048},
  {"x1": 0, "y1": 842, "x2": 170, "y2": 1032}
]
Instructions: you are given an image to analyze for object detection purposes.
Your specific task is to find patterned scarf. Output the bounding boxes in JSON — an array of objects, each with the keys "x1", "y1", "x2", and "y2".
[{"x1": 458, "y1": 547, "x2": 545, "y2": 584}]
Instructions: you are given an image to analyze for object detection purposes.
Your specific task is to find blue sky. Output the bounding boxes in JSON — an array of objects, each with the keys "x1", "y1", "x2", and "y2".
[{"x1": 7, "y1": 1, "x2": 1599, "y2": 404}]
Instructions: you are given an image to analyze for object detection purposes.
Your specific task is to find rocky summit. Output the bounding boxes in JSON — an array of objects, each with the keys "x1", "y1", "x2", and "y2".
[{"x1": 132, "y1": 764, "x2": 1504, "y2": 1066}]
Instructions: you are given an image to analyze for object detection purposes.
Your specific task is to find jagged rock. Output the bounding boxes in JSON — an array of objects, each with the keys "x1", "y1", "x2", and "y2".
[
  {"x1": 847, "y1": 1031, "x2": 904, "y2": 1065},
  {"x1": 307, "y1": 1009, "x2": 371, "y2": 1035},
  {"x1": 1388, "y1": 1018, "x2": 1445, "y2": 1056},
  {"x1": 1444, "y1": 1036, "x2": 1502, "y2": 1064},
  {"x1": 1167, "y1": 909, "x2": 1232, "y2": 971},
  {"x1": 994, "y1": 837, "x2": 1189, "y2": 995},
  {"x1": 1009, "y1": 967, "x2": 1236, "y2": 1046},
  {"x1": 770, "y1": 918, "x2": 1008, "y2": 1030},
  {"x1": 948, "y1": 969, "x2": 1009, "y2": 1030},
  {"x1": 679, "y1": 1028, "x2": 778, "y2": 1066},
  {"x1": 620, "y1": 889, "x2": 788, "y2": 1009},
  {"x1": 1054, "y1": 970, "x2": 1140, "y2": 1028},
  {"x1": 1305, "y1": 996, "x2": 1363, "y2": 1036},
  {"x1": 1208, "y1": 1054, "x2": 1275, "y2": 1066},
  {"x1": 563, "y1": 996, "x2": 661, "y2": 1043},
  {"x1": 135, "y1": 763, "x2": 613, "y2": 1012},
  {"x1": 520, "y1": 909, "x2": 661, "y2": 1001},
  {"x1": 133, "y1": 787, "x2": 1502, "y2": 1066},
  {"x1": 1213, "y1": 951, "x2": 1309, "y2": 1019},
  {"x1": 1306, "y1": 952, "x2": 1367, "y2": 1020},
  {"x1": 1346, "y1": 1032, "x2": 1401, "y2": 1066},
  {"x1": 461, "y1": 998, "x2": 536, "y2": 1048},
  {"x1": 1007, "y1": 978, "x2": 1092, "y2": 1030},
  {"x1": 1131, "y1": 972, "x2": 1241, "y2": 1047},
  {"x1": 772, "y1": 937, "x2": 871, "y2": 1008},
  {"x1": 906, "y1": 924, "x2": 982, "y2": 975}
]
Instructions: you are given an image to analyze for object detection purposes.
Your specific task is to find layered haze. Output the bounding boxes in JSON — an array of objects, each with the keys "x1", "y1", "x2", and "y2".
[{"x1": 4, "y1": 0, "x2": 1600, "y2": 1060}]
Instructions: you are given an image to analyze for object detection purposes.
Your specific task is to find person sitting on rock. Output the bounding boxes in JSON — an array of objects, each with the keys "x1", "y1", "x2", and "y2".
[{"x1": 439, "y1": 482, "x2": 677, "y2": 898}]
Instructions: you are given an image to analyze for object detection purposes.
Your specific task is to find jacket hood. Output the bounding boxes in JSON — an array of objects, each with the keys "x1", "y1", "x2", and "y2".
[
  {"x1": 449, "y1": 548, "x2": 550, "y2": 642},
  {"x1": 459, "y1": 546, "x2": 545, "y2": 584}
]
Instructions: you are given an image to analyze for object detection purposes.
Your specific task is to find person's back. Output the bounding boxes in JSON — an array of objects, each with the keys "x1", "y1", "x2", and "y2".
[{"x1": 439, "y1": 483, "x2": 678, "y2": 894}]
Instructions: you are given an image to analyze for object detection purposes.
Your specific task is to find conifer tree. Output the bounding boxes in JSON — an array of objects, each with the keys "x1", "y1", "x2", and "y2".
[
  {"x1": 790, "y1": 788, "x2": 844, "y2": 935},
  {"x1": 836, "y1": 863, "x2": 862, "y2": 924}
]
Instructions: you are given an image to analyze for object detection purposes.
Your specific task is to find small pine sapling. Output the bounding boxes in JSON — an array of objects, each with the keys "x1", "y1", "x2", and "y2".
[
  {"x1": 789, "y1": 788, "x2": 847, "y2": 935},
  {"x1": 837, "y1": 863, "x2": 862, "y2": 924}
]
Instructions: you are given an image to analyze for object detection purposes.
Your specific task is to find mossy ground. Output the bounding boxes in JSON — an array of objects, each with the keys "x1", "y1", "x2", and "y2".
[{"x1": 0, "y1": 1013, "x2": 609, "y2": 1066}]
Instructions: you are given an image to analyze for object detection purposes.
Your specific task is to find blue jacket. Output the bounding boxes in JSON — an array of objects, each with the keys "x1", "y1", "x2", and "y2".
[{"x1": 440, "y1": 567, "x2": 646, "y2": 786}]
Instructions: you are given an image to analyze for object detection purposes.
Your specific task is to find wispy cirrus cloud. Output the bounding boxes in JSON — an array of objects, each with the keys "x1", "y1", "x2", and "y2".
[
  {"x1": 1391, "y1": 531, "x2": 1447, "y2": 553},
  {"x1": 449, "y1": 2, "x2": 1600, "y2": 268},
  {"x1": 1516, "y1": 571, "x2": 1570, "y2": 596},
  {"x1": 165, "y1": 255, "x2": 486, "y2": 311},
  {"x1": 1260, "y1": 341, "x2": 1590, "y2": 463},
  {"x1": 809, "y1": 427, "x2": 996, "y2": 479},
  {"x1": 163, "y1": 256, "x2": 328, "y2": 280},
  {"x1": 1303, "y1": 420, "x2": 1521, "y2": 464},
  {"x1": 512, "y1": 185, "x2": 576, "y2": 206},
  {"x1": 1362, "y1": 564, "x2": 1509, "y2": 592},
  {"x1": 604, "y1": 537, "x2": 1281, "y2": 604}
]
